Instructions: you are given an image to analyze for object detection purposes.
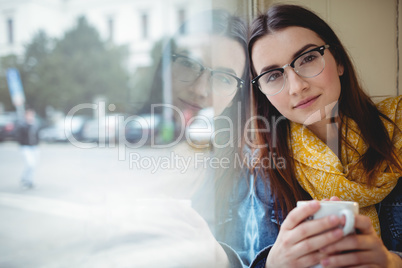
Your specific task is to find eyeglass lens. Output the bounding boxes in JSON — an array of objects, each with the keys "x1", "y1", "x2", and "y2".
[
  {"x1": 172, "y1": 56, "x2": 203, "y2": 82},
  {"x1": 172, "y1": 55, "x2": 239, "y2": 95},
  {"x1": 258, "y1": 49, "x2": 325, "y2": 96}
]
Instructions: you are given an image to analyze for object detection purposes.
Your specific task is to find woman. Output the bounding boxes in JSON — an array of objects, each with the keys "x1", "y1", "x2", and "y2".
[
  {"x1": 171, "y1": 9, "x2": 254, "y2": 266},
  {"x1": 246, "y1": 4, "x2": 402, "y2": 268},
  {"x1": 139, "y1": 9, "x2": 249, "y2": 142}
]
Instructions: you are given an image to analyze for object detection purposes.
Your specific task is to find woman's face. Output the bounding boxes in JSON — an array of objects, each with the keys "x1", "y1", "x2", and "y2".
[
  {"x1": 171, "y1": 34, "x2": 245, "y2": 117},
  {"x1": 251, "y1": 26, "x2": 344, "y2": 126}
]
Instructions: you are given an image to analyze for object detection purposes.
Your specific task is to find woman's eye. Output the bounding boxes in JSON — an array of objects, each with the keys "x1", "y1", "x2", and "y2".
[
  {"x1": 215, "y1": 74, "x2": 232, "y2": 84},
  {"x1": 177, "y1": 58, "x2": 199, "y2": 71},
  {"x1": 181, "y1": 60, "x2": 196, "y2": 69},
  {"x1": 300, "y1": 54, "x2": 318, "y2": 65},
  {"x1": 265, "y1": 72, "x2": 282, "y2": 83}
]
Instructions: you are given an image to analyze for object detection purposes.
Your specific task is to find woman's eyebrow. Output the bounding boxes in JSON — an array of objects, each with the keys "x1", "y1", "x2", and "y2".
[
  {"x1": 258, "y1": 43, "x2": 319, "y2": 74},
  {"x1": 260, "y1": 64, "x2": 280, "y2": 74},
  {"x1": 174, "y1": 50, "x2": 205, "y2": 66},
  {"x1": 175, "y1": 49, "x2": 199, "y2": 60},
  {"x1": 292, "y1": 43, "x2": 317, "y2": 59}
]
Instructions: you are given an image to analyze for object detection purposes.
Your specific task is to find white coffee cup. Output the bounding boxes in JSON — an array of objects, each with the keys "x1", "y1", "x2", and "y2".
[
  {"x1": 297, "y1": 200, "x2": 359, "y2": 236},
  {"x1": 297, "y1": 201, "x2": 359, "y2": 268}
]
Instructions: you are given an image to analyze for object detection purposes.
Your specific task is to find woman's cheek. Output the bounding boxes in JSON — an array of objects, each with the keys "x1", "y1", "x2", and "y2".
[
  {"x1": 267, "y1": 95, "x2": 287, "y2": 116},
  {"x1": 213, "y1": 93, "x2": 233, "y2": 115}
]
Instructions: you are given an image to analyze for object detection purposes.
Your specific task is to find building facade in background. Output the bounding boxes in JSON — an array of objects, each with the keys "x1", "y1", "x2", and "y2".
[{"x1": 0, "y1": 0, "x2": 210, "y2": 72}]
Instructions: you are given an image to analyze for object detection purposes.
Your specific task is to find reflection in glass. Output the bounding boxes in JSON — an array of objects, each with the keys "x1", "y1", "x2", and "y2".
[{"x1": 0, "y1": 1, "x2": 250, "y2": 267}]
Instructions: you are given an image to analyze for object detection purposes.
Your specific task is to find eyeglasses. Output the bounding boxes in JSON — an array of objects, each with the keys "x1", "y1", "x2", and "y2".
[
  {"x1": 252, "y1": 44, "x2": 330, "y2": 96},
  {"x1": 171, "y1": 54, "x2": 244, "y2": 96}
]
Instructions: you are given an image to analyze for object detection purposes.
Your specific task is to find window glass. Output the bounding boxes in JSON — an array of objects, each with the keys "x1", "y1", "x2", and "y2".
[{"x1": 0, "y1": 0, "x2": 251, "y2": 266}]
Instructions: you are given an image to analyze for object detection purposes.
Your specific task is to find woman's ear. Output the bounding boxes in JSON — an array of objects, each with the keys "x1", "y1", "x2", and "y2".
[{"x1": 337, "y1": 64, "x2": 344, "y2": 76}]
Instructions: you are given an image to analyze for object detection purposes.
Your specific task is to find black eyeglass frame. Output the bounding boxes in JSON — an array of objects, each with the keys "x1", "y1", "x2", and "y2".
[
  {"x1": 171, "y1": 53, "x2": 245, "y2": 90},
  {"x1": 251, "y1": 44, "x2": 330, "y2": 94}
]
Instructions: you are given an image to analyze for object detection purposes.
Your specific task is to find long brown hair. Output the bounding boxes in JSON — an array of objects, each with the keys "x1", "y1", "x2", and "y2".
[{"x1": 248, "y1": 4, "x2": 402, "y2": 218}]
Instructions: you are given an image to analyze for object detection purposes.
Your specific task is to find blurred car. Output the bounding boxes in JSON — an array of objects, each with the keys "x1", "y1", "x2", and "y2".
[
  {"x1": 81, "y1": 114, "x2": 125, "y2": 144},
  {"x1": 124, "y1": 114, "x2": 162, "y2": 144},
  {"x1": 0, "y1": 112, "x2": 18, "y2": 142},
  {"x1": 39, "y1": 115, "x2": 88, "y2": 142},
  {"x1": 185, "y1": 108, "x2": 214, "y2": 148}
]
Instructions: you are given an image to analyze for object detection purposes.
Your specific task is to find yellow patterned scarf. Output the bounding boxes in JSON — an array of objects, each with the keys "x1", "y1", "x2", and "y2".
[{"x1": 290, "y1": 96, "x2": 402, "y2": 236}]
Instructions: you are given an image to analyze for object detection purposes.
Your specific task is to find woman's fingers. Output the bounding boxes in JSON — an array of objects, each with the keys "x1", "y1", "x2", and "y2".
[
  {"x1": 281, "y1": 215, "x2": 344, "y2": 261},
  {"x1": 284, "y1": 250, "x2": 326, "y2": 268},
  {"x1": 266, "y1": 200, "x2": 348, "y2": 268},
  {"x1": 293, "y1": 226, "x2": 344, "y2": 253},
  {"x1": 321, "y1": 238, "x2": 399, "y2": 268},
  {"x1": 275, "y1": 216, "x2": 345, "y2": 264},
  {"x1": 281, "y1": 200, "x2": 320, "y2": 230},
  {"x1": 320, "y1": 250, "x2": 376, "y2": 267},
  {"x1": 320, "y1": 233, "x2": 372, "y2": 255},
  {"x1": 320, "y1": 215, "x2": 376, "y2": 254},
  {"x1": 354, "y1": 214, "x2": 376, "y2": 235},
  {"x1": 318, "y1": 215, "x2": 395, "y2": 268},
  {"x1": 281, "y1": 200, "x2": 345, "y2": 250}
]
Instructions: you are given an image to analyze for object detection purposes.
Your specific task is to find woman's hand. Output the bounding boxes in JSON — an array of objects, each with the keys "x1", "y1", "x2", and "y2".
[
  {"x1": 265, "y1": 200, "x2": 345, "y2": 268},
  {"x1": 319, "y1": 214, "x2": 402, "y2": 268}
]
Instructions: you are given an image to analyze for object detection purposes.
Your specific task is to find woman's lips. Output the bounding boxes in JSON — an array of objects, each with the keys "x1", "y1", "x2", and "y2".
[
  {"x1": 294, "y1": 95, "x2": 320, "y2": 109},
  {"x1": 178, "y1": 98, "x2": 203, "y2": 111}
]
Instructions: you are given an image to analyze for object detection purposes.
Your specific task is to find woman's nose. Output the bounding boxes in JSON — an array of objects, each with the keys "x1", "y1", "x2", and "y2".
[
  {"x1": 190, "y1": 71, "x2": 210, "y2": 98},
  {"x1": 286, "y1": 68, "x2": 309, "y2": 95}
]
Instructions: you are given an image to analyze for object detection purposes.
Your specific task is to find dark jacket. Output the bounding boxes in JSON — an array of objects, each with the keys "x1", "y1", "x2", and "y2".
[
  {"x1": 17, "y1": 121, "x2": 40, "y2": 146},
  {"x1": 217, "y1": 171, "x2": 402, "y2": 268}
]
